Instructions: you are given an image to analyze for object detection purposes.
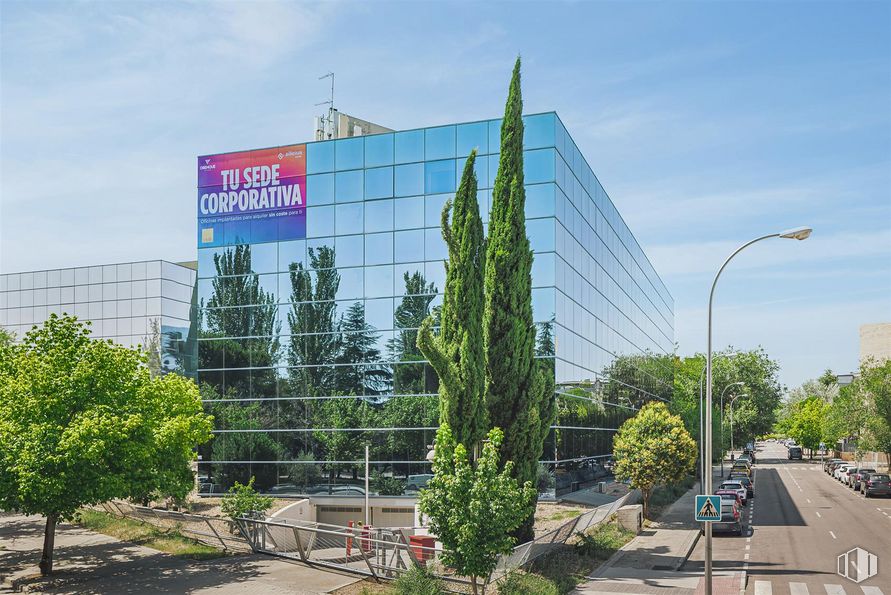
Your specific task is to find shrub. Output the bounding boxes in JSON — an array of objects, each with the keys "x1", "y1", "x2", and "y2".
[
  {"x1": 393, "y1": 565, "x2": 443, "y2": 595},
  {"x1": 220, "y1": 477, "x2": 273, "y2": 522},
  {"x1": 574, "y1": 521, "x2": 634, "y2": 560},
  {"x1": 498, "y1": 571, "x2": 559, "y2": 595}
]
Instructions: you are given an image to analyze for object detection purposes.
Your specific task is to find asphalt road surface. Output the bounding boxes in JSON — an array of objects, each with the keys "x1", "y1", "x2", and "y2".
[{"x1": 686, "y1": 441, "x2": 890, "y2": 594}]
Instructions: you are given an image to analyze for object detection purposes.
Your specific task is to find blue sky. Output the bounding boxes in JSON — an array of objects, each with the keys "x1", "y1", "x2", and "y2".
[{"x1": 1, "y1": 1, "x2": 889, "y2": 388}]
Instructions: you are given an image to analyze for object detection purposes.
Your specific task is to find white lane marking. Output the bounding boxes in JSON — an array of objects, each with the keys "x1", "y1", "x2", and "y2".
[
  {"x1": 807, "y1": 498, "x2": 812, "y2": 503},
  {"x1": 746, "y1": 544, "x2": 751, "y2": 551},
  {"x1": 824, "y1": 586, "x2": 845, "y2": 595},
  {"x1": 744, "y1": 553, "x2": 750, "y2": 560},
  {"x1": 829, "y1": 530, "x2": 837, "y2": 539},
  {"x1": 861, "y1": 587, "x2": 884, "y2": 595},
  {"x1": 790, "y1": 583, "x2": 810, "y2": 595},
  {"x1": 816, "y1": 511, "x2": 822, "y2": 518},
  {"x1": 877, "y1": 507, "x2": 882, "y2": 511}
]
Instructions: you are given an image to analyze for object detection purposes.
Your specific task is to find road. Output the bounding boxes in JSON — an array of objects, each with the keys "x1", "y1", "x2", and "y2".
[{"x1": 686, "y1": 441, "x2": 890, "y2": 594}]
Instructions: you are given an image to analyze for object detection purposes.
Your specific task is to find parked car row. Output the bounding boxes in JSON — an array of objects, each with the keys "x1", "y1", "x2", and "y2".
[
  {"x1": 824, "y1": 458, "x2": 891, "y2": 498},
  {"x1": 713, "y1": 446, "x2": 757, "y2": 536}
]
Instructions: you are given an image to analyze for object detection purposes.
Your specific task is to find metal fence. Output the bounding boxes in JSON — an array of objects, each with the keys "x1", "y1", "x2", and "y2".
[
  {"x1": 95, "y1": 501, "x2": 252, "y2": 553},
  {"x1": 235, "y1": 490, "x2": 637, "y2": 592}
]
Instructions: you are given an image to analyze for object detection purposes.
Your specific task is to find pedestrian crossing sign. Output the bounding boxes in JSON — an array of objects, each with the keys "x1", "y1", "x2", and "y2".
[{"x1": 695, "y1": 495, "x2": 721, "y2": 522}]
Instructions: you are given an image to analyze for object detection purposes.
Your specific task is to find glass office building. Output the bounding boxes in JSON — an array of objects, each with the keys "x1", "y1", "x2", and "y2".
[
  {"x1": 0, "y1": 260, "x2": 197, "y2": 375},
  {"x1": 195, "y1": 112, "x2": 674, "y2": 497}
]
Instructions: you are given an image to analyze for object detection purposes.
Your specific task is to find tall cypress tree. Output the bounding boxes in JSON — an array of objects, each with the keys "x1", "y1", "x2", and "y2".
[
  {"x1": 485, "y1": 57, "x2": 555, "y2": 542},
  {"x1": 418, "y1": 150, "x2": 488, "y2": 449}
]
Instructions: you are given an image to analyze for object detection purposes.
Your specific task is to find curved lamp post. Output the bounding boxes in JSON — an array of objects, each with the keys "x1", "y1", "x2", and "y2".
[
  {"x1": 719, "y1": 382, "x2": 745, "y2": 474},
  {"x1": 703, "y1": 226, "x2": 812, "y2": 595}
]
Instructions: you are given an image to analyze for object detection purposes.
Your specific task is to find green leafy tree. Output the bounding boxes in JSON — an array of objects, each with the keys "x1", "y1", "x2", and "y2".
[
  {"x1": 787, "y1": 397, "x2": 828, "y2": 457},
  {"x1": 418, "y1": 424, "x2": 535, "y2": 595},
  {"x1": 389, "y1": 271, "x2": 437, "y2": 394},
  {"x1": 220, "y1": 477, "x2": 273, "y2": 521},
  {"x1": 313, "y1": 397, "x2": 377, "y2": 482},
  {"x1": 418, "y1": 150, "x2": 487, "y2": 449},
  {"x1": 335, "y1": 301, "x2": 391, "y2": 398},
  {"x1": 0, "y1": 314, "x2": 212, "y2": 575},
  {"x1": 613, "y1": 401, "x2": 696, "y2": 518},
  {"x1": 860, "y1": 358, "x2": 891, "y2": 461},
  {"x1": 484, "y1": 57, "x2": 555, "y2": 542}
]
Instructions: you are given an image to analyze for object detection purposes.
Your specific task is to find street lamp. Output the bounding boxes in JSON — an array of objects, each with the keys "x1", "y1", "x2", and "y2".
[
  {"x1": 703, "y1": 226, "x2": 812, "y2": 595},
  {"x1": 727, "y1": 393, "x2": 748, "y2": 460},
  {"x1": 719, "y1": 382, "x2": 745, "y2": 474},
  {"x1": 697, "y1": 353, "x2": 739, "y2": 489}
]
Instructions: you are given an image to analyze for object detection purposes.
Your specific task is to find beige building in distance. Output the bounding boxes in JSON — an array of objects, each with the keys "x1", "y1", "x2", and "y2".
[{"x1": 860, "y1": 322, "x2": 891, "y2": 363}]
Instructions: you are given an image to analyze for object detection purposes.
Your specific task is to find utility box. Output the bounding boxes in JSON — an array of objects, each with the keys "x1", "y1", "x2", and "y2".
[
  {"x1": 616, "y1": 504, "x2": 643, "y2": 534},
  {"x1": 597, "y1": 481, "x2": 607, "y2": 493}
]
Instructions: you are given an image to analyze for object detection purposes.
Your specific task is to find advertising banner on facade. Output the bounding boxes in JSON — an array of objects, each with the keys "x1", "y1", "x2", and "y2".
[{"x1": 197, "y1": 144, "x2": 306, "y2": 247}]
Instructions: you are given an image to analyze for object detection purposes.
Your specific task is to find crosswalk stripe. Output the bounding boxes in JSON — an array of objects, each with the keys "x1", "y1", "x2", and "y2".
[
  {"x1": 754, "y1": 580, "x2": 773, "y2": 595},
  {"x1": 824, "y1": 585, "x2": 845, "y2": 595},
  {"x1": 861, "y1": 588, "x2": 884, "y2": 595},
  {"x1": 790, "y1": 583, "x2": 810, "y2": 595}
]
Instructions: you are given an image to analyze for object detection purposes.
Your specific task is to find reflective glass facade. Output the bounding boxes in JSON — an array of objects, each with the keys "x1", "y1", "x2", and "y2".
[
  {"x1": 195, "y1": 113, "x2": 674, "y2": 497},
  {"x1": 0, "y1": 261, "x2": 197, "y2": 375}
]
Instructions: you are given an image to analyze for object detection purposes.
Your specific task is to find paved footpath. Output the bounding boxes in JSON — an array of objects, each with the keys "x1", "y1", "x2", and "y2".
[
  {"x1": 0, "y1": 513, "x2": 361, "y2": 594},
  {"x1": 574, "y1": 467, "x2": 743, "y2": 595}
]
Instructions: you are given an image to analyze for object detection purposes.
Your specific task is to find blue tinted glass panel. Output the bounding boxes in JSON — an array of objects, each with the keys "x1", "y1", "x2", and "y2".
[
  {"x1": 425, "y1": 160, "x2": 456, "y2": 194},
  {"x1": 488, "y1": 119, "x2": 502, "y2": 153},
  {"x1": 394, "y1": 163, "x2": 424, "y2": 197},
  {"x1": 335, "y1": 170, "x2": 363, "y2": 203},
  {"x1": 395, "y1": 130, "x2": 424, "y2": 164},
  {"x1": 335, "y1": 137, "x2": 363, "y2": 170},
  {"x1": 336, "y1": 235, "x2": 363, "y2": 267},
  {"x1": 337, "y1": 267, "x2": 364, "y2": 300},
  {"x1": 250, "y1": 242, "x2": 277, "y2": 274},
  {"x1": 307, "y1": 141, "x2": 334, "y2": 174},
  {"x1": 307, "y1": 173, "x2": 334, "y2": 206},
  {"x1": 335, "y1": 203, "x2": 363, "y2": 236},
  {"x1": 532, "y1": 287, "x2": 556, "y2": 322},
  {"x1": 365, "y1": 232, "x2": 394, "y2": 265},
  {"x1": 457, "y1": 121, "x2": 488, "y2": 157},
  {"x1": 532, "y1": 252, "x2": 555, "y2": 287},
  {"x1": 394, "y1": 197, "x2": 424, "y2": 230},
  {"x1": 365, "y1": 265, "x2": 394, "y2": 298},
  {"x1": 526, "y1": 183, "x2": 556, "y2": 218},
  {"x1": 394, "y1": 230, "x2": 424, "y2": 262},
  {"x1": 425, "y1": 194, "x2": 449, "y2": 227},
  {"x1": 425, "y1": 228, "x2": 447, "y2": 261},
  {"x1": 365, "y1": 199, "x2": 394, "y2": 233},
  {"x1": 278, "y1": 239, "x2": 306, "y2": 270},
  {"x1": 365, "y1": 298, "x2": 393, "y2": 331},
  {"x1": 425, "y1": 126, "x2": 456, "y2": 161},
  {"x1": 365, "y1": 166, "x2": 393, "y2": 199},
  {"x1": 307, "y1": 205, "x2": 335, "y2": 238},
  {"x1": 365, "y1": 133, "x2": 394, "y2": 167},
  {"x1": 527, "y1": 218, "x2": 555, "y2": 252},
  {"x1": 525, "y1": 149, "x2": 555, "y2": 184},
  {"x1": 524, "y1": 113, "x2": 556, "y2": 149}
]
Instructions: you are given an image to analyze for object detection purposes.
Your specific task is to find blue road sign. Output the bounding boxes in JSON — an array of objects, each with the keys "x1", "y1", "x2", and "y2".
[{"x1": 695, "y1": 495, "x2": 722, "y2": 522}]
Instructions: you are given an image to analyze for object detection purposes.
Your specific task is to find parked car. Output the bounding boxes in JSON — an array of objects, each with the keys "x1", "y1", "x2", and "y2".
[
  {"x1": 714, "y1": 501, "x2": 744, "y2": 536},
  {"x1": 719, "y1": 481, "x2": 747, "y2": 506},
  {"x1": 729, "y1": 474, "x2": 754, "y2": 498},
  {"x1": 836, "y1": 464, "x2": 856, "y2": 482},
  {"x1": 849, "y1": 468, "x2": 876, "y2": 490},
  {"x1": 405, "y1": 474, "x2": 434, "y2": 492},
  {"x1": 788, "y1": 446, "x2": 803, "y2": 460},
  {"x1": 716, "y1": 490, "x2": 744, "y2": 508},
  {"x1": 828, "y1": 460, "x2": 847, "y2": 475},
  {"x1": 824, "y1": 458, "x2": 844, "y2": 473},
  {"x1": 861, "y1": 473, "x2": 891, "y2": 498}
]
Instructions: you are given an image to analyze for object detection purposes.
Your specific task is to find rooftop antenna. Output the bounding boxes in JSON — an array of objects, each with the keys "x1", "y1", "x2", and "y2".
[{"x1": 315, "y1": 72, "x2": 335, "y2": 139}]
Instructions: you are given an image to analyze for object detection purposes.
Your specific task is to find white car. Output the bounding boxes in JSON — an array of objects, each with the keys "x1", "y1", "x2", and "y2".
[
  {"x1": 835, "y1": 464, "x2": 855, "y2": 482},
  {"x1": 719, "y1": 481, "x2": 748, "y2": 506}
]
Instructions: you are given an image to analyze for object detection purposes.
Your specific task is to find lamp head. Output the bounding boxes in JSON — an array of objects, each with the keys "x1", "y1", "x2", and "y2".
[{"x1": 779, "y1": 227, "x2": 812, "y2": 241}]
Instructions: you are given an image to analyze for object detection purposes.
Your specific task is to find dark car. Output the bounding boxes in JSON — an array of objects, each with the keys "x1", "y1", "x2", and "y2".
[
  {"x1": 788, "y1": 446, "x2": 803, "y2": 460},
  {"x1": 861, "y1": 473, "x2": 891, "y2": 498},
  {"x1": 824, "y1": 458, "x2": 844, "y2": 473},
  {"x1": 850, "y1": 468, "x2": 876, "y2": 490},
  {"x1": 713, "y1": 501, "x2": 744, "y2": 536}
]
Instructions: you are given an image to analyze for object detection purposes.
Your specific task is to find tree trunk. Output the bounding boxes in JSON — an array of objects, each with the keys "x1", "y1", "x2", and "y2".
[
  {"x1": 471, "y1": 575, "x2": 479, "y2": 595},
  {"x1": 39, "y1": 514, "x2": 57, "y2": 576},
  {"x1": 642, "y1": 489, "x2": 650, "y2": 519}
]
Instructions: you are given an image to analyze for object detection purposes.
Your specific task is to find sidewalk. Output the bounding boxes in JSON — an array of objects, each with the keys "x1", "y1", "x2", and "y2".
[
  {"x1": 0, "y1": 513, "x2": 361, "y2": 594},
  {"x1": 573, "y1": 466, "x2": 744, "y2": 595}
]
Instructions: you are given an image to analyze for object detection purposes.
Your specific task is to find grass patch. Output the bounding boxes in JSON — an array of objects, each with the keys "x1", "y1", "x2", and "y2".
[
  {"x1": 77, "y1": 509, "x2": 226, "y2": 560},
  {"x1": 546, "y1": 508, "x2": 580, "y2": 522},
  {"x1": 499, "y1": 519, "x2": 635, "y2": 594}
]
